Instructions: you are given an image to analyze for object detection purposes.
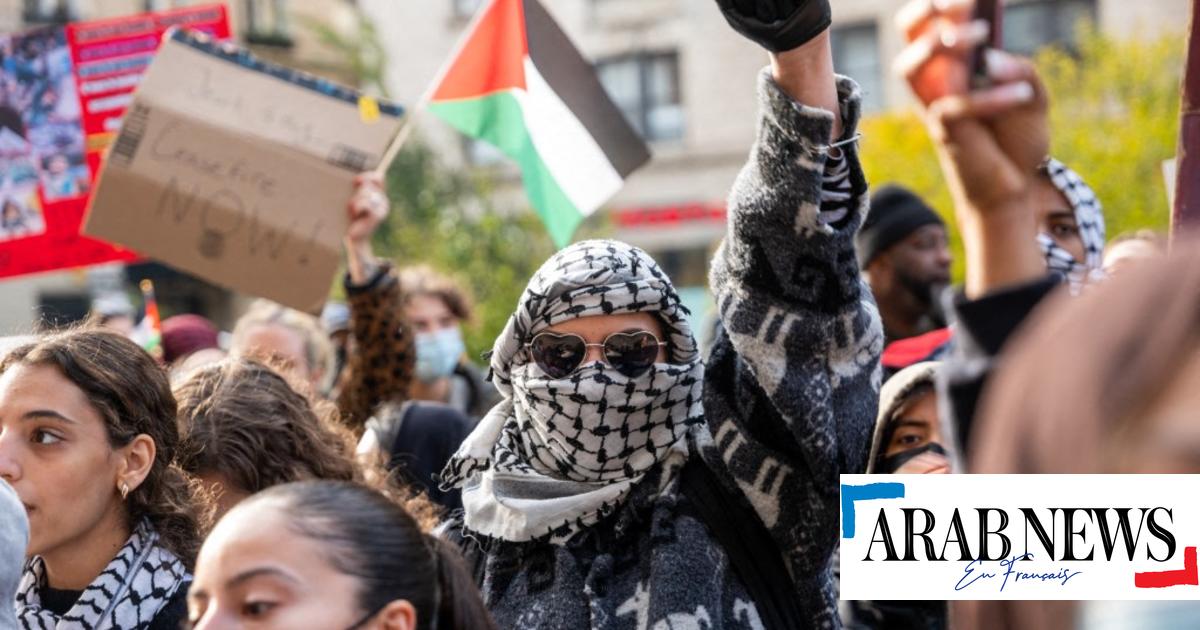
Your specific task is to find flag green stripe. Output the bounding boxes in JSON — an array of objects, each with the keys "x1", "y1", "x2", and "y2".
[{"x1": 429, "y1": 90, "x2": 583, "y2": 247}]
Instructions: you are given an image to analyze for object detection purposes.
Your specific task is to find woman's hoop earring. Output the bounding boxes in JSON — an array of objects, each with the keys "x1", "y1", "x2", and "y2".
[{"x1": 120, "y1": 482, "x2": 130, "y2": 500}]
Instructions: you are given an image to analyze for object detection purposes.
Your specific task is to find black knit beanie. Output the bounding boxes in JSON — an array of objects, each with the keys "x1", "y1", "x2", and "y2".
[{"x1": 857, "y1": 185, "x2": 944, "y2": 269}]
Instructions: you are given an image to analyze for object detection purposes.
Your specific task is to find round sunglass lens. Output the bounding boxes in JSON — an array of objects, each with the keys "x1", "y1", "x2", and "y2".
[{"x1": 530, "y1": 334, "x2": 586, "y2": 379}]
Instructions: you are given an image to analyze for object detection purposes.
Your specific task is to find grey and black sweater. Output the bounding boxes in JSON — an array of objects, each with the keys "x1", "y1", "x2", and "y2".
[{"x1": 445, "y1": 71, "x2": 882, "y2": 630}]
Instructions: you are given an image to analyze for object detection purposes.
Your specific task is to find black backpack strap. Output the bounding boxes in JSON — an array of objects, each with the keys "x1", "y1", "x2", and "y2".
[{"x1": 680, "y1": 457, "x2": 811, "y2": 630}]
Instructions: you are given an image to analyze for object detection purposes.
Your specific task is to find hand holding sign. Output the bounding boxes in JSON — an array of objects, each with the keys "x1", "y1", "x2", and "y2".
[
  {"x1": 344, "y1": 172, "x2": 388, "y2": 285},
  {"x1": 346, "y1": 173, "x2": 388, "y2": 246}
]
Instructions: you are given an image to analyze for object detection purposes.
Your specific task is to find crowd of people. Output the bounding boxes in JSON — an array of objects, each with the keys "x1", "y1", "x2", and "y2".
[{"x1": 0, "y1": 0, "x2": 1193, "y2": 629}]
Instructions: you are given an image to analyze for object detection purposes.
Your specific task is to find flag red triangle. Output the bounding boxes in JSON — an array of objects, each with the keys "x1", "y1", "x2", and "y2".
[{"x1": 432, "y1": 0, "x2": 528, "y2": 102}]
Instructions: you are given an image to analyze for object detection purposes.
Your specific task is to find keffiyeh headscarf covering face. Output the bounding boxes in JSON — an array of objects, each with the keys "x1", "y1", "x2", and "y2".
[
  {"x1": 441, "y1": 240, "x2": 705, "y2": 543},
  {"x1": 1038, "y1": 158, "x2": 1107, "y2": 287}
]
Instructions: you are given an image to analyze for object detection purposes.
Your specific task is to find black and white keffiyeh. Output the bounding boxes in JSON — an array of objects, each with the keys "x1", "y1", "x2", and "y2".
[
  {"x1": 16, "y1": 520, "x2": 188, "y2": 630},
  {"x1": 441, "y1": 240, "x2": 705, "y2": 544},
  {"x1": 1038, "y1": 158, "x2": 1106, "y2": 287}
]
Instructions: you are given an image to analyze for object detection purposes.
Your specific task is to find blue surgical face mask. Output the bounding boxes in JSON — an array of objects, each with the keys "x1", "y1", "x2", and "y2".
[{"x1": 415, "y1": 327, "x2": 465, "y2": 383}]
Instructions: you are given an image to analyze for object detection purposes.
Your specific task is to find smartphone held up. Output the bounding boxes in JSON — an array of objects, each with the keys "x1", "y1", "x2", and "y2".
[
  {"x1": 905, "y1": 0, "x2": 1005, "y2": 104},
  {"x1": 970, "y1": 0, "x2": 1003, "y2": 88}
]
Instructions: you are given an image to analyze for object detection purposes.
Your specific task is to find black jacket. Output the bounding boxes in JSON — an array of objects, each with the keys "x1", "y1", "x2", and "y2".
[
  {"x1": 940, "y1": 275, "x2": 1062, "y2": 458},
  {"x1": 367, "y1": 401, "x2": 473, "y2": 511}
]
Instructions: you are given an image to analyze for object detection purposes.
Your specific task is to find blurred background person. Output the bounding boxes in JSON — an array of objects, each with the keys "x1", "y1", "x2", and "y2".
[
  {"x1": 846, "y1": 361, "x2": 956, "y2": 630},
  {"x1": 161, "y1": 314, "x2": 223, "y2": 369},
  {"x1": 1, "y1": 478, "x2": 29, "y2": 630},
  {"x1": 398, "y1": 265, "x2": 497, "y2": 422},
  {"x1": 231, "y1": 300, "x2": 331, "y2": 395},
  {"x1": 1034, "y1": 159, "x2": 1107, "y2": 288},
  {"x1": 341, "y1": 179, "x2": 492, "y2": 512},
  {"x1": 1103, "y1": 228, "x2": 1166, "y2": 276},
  {"x1": 858, "y1": 185, "x2": 952, "y2": 347},
  {"x1": 175, "y1": 358, "x2": 380, "y2": 521},
  {"x1": 858, "y1": 185, "x2": 954, "y2": 378},
  {"x1": 320, "y1": 301, "x2": 352, "y2": 396},
  {"x1": 88, "y1": 293, "x2": 136, "y2": 338},
  {"x1": 868, "y1": 361, "x2": 956, "y2": 476}
]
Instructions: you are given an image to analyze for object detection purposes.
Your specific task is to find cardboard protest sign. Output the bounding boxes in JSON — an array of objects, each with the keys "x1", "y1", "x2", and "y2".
[
  {"x1": 0, "y1": 5, "x2": 229, "y2": 279},
  {"x1": 84, "y1": 30, "x2": 405, "y2": 312}
]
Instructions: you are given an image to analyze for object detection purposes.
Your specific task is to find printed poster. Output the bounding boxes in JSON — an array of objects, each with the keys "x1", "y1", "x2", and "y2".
[{"x1": 0, "y1": 4, "x2": 229, "y2": 278}]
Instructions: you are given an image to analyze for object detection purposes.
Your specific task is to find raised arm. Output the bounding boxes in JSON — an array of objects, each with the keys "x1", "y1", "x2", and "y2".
[
  {"x1": 335, "y1": 174, "x2": 415, "y2": 434},
  {"x1": 894, "y1": 0, "x2": 1059, "y2": 451},
  {"x1": 702, "y1": 1, "x2": 883, "y2": 623}
]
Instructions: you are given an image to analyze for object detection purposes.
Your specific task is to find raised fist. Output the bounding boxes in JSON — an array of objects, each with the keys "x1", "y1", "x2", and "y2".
[{"x1": 715, "y1": 0, "x2": 832, "y2": 53}]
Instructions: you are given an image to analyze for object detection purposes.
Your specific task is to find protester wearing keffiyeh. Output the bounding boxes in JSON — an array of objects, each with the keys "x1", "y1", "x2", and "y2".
[
  {"x1": 442, "y1": 240, "x2": 706, "y2": 544},
  {"x1": 1038, "y1": 158, "x2": 1107, "y2": 287},
  {"x1": 440, "y1": 68, "x2": 880, "y2": 630}
]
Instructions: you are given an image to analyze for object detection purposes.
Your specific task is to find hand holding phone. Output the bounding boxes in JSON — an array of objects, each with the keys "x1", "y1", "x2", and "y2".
[
  {"x1": 897, "y1": 0, "x2": 997, "y2": 104},
  {"x1": 970, "y1": 0, "x2": 1003, "y2": 88}
]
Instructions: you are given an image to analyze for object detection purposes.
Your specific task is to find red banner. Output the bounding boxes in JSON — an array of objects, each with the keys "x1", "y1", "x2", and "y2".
[{"x1": 0, "y1": 4, "x2": 229, "y2": 279}]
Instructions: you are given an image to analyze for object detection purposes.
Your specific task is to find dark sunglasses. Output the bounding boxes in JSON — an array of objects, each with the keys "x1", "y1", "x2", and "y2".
[{"x1": 525, "y1": 330, "x2": 667, "y2": 379}]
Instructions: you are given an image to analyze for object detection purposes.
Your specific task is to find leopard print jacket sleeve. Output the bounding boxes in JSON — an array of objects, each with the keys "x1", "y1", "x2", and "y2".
[{"x1": 336, "y1": 263, "x2": 414, "y2": 434}]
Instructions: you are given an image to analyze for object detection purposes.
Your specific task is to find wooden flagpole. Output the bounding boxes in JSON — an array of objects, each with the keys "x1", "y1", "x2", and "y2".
[{"x1": 372, "y1": 0, "x2": 500, "y2": 177}]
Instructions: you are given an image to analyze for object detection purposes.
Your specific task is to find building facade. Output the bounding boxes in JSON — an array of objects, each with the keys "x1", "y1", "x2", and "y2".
[
  {"x1": 363, "y1": 0, "x2": 1188, "y2": 328},
  {"x1": 0, "y1": 0, "x2": 1187, "y2": 333}
]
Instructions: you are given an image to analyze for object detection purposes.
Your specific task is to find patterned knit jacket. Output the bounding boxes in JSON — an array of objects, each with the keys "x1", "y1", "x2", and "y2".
[{"x1": 446, "y1": 71, "x2": 882, "y2": 630}]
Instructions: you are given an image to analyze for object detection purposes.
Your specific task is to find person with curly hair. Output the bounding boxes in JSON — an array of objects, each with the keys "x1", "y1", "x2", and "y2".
[
  {"x1": 0, "y1": 330, "x2": 200, "y2": 629},
  {"x1": 175, "y1": 357, "x2": 397, "y2": 521}
]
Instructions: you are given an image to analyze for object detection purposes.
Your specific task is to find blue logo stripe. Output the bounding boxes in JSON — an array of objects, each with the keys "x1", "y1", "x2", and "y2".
[{"x1": 842, "y1": 483, "x2": 905, "y2": 539}]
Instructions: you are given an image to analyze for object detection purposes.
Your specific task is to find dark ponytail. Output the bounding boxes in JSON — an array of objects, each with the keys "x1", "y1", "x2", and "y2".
[
  {"x1": 240, "y1": 481, "x2": 495, "y2": 630},
  {"x1": 427, "y1": 534, "x2": 490, "y2": 630}
]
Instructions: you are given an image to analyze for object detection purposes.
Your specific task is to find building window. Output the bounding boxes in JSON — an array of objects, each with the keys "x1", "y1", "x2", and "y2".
[
  {"x1": 1003, "y1": 0, "x2": 1097, "y2": 56},
  {"x1": 596, "y1": 52, "x2": 684, "y2": 143},
  {"x1": 23, "y1": 0, "x2": 80, "y2": 24},
  {"x1": 831, "y1": 22, "x2": 883, "y2": 112},
  {"x1": 452, "y1": 0, "x2": 483, "y2": 19},
  {"x1": 243, "y1": 0, "x2": 293, "y2": 48}
]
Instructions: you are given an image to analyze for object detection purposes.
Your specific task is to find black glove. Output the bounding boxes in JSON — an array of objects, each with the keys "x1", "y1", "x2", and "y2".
[{"x1": 715, "y1": 0, "x2": 832, "y2": 53}]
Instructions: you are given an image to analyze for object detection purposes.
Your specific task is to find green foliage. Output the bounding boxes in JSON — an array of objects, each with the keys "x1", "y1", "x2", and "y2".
[
  {"x1": 378, "y1": 140, "x2": 556, "y2": 358},
  {"x1": 297, "y1": 10, "x2": 390, "y2": 98},
  {"x1": 859, "y1": 29, "x2": 1184, "y2": 281}
]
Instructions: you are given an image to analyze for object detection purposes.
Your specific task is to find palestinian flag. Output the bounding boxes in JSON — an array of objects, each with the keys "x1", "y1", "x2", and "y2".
[{"x1": 427, "y1": 0, "x2": 650, "y2": 247}]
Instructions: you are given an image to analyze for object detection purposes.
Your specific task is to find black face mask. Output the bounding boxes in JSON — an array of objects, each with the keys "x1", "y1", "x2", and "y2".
[{"x1": 878, "y1": 442, "x2": 948, "y2": 474}]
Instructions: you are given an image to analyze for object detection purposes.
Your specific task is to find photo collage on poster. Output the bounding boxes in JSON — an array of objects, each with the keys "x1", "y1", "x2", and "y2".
[{"x1": 0, "y1": 26, "x2": 88, "y2": 243}]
